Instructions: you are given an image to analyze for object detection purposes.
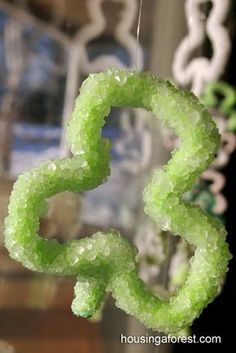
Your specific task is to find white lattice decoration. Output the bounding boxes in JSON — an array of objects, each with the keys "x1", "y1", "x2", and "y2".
[
  {"x1": 173, "y1": 0, "x2": 231, "y2": 96},
  {"x1": 171, "y1": 0, "x2": 233, "y2": 215}
]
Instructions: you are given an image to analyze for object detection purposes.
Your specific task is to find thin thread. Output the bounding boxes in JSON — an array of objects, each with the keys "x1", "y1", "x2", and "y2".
[{"x1": 135, "y1": 0, "x2": 143, "y2": 70}]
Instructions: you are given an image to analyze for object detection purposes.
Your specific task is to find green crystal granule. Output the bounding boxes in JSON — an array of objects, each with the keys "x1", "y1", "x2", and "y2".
[{"x1": 4, "y1": 68, "x2": 231, "y2": 333}]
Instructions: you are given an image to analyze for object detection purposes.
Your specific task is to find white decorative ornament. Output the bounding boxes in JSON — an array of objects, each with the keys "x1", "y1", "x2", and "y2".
[
  {"x1": 171, "y1": 0, "x2": 233, "y2": 215},
  {"x1": 173, "y1": 0, "x2": 231, "y2": 96}
]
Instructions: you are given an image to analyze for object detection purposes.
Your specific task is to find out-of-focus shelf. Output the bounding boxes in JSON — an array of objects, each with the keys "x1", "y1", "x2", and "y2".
[
  {"x1": 0, "y1": 309, "x2": 104, "y2": 353},
  {"x1": 0, "y1": 276, "x2": 73, "y2": 310},
  {"x1": 0, "y1": 248, "x2": 105, "y2": 352}
]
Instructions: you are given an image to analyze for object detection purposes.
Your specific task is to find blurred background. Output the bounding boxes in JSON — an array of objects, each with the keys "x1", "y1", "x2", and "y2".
[{"x1": 0, "y1": 0, "x2": 235, "y2": 352}]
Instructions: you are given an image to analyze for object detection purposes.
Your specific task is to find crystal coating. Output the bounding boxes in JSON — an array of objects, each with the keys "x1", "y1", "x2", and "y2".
[{"x1": 4, "y1": 68, "x2": 231, "y2": 333}]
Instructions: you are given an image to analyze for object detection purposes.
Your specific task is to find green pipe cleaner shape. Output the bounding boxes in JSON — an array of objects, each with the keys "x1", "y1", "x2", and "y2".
[{"x1": 4, "y1": 69, "x2": 231, "y2": 334}]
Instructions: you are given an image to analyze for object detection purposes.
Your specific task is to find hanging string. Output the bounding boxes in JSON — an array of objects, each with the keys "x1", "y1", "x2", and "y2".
[{"x1": 135, "y1": 0, "x2": 143, "y2": 70}]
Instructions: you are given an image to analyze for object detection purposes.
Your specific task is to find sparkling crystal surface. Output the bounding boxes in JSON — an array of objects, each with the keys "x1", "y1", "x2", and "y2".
[{"x1": 5, "y1": 68, "x2": 231, "y2": 333}]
